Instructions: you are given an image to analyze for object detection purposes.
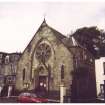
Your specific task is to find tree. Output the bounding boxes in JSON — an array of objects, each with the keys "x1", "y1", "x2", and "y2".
[{"x1": 72, "y1": 26, "x2": 105, "y2": 58}]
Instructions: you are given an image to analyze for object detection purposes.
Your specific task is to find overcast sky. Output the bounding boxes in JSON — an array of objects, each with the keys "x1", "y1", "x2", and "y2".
[{"x1": 0, "y1": 0, "x2": 105, "y2": 52}]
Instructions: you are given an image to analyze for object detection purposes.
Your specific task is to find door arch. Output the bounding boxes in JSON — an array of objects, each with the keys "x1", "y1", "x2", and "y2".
[{"x1": 34, "y1": 65, "x2": 48, "y2": 93}]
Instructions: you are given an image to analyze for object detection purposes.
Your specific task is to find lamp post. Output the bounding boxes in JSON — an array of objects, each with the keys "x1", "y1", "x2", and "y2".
[{"x1": 24, "y1": 83, "x2": 29, "y2": 90}]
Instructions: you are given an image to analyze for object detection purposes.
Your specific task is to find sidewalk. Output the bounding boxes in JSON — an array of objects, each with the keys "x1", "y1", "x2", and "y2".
[{"x1": 0, "y1": 96, "x2": 18, "y2": 103}]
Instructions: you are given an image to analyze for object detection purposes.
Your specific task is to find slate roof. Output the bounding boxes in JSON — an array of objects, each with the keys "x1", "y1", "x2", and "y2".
[
  {"x1": 47, "y1": 22, "x2": 94, "y2": 57},
  {"x1": 20, "y1": 19, "x2": 93, "y2": 58},
  {"x1": 21, "y1": 19, "x2": 74, "y2": 56}
]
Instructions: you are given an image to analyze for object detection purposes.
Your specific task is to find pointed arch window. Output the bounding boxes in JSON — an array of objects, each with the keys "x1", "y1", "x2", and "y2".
[
  {"x1": 35, "y1": 43, "x2": 51, "y2": 62},
  {"x1": 61, "y1": 65, "x2": 64, "y2": 79},
  {"x1": 103, "y1": 62, "x2": 105, "y2": 75},
  {"x1": 23, "y1": 68, "x2": 26, "y2": 81}
]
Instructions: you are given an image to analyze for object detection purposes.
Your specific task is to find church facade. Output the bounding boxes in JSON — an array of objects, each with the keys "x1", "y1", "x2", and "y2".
[
  {"x1": 16, "y1": 20, "x2": 74, "y2": 93},
  {"x1": 15, "y1": 20, "x2": 96, "y2": 101}
]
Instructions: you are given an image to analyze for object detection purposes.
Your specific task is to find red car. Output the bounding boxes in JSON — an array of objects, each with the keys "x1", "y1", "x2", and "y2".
[{"x1": 18, "y1": 92, "x2": 48, "y2": 103}]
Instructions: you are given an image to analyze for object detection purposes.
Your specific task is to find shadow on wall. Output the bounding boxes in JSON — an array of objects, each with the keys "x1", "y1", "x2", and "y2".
[
  {"x1": 0, "y1": 85, "x2": 16, "y2": 97},
  {"x1": 1, "y1": 85, "x2": 8, "y2": 97}
]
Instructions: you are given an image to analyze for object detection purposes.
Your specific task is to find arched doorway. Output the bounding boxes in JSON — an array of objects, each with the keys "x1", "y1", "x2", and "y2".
[
  {"x1": 38, "y1": 76, "x2": 47, "y2": 92},
  {"x1": 34, "y1": 66, "x2": 48, "y2": 95}
]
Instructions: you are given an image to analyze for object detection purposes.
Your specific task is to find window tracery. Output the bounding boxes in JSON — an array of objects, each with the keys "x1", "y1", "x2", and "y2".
[{"x1": 35, "y1": 43, "x2": 51, "y2": 62}]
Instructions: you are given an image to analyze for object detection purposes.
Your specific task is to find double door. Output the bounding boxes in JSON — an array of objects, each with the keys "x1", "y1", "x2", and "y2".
[{"x1": 38, "y1": 76, "x2": 47, "y2": 92}]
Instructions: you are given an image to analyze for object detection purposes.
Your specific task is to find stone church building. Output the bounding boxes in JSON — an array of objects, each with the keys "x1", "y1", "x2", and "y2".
[{"x1": 16, "y1": 20, "x2": 96, "y2": 101}]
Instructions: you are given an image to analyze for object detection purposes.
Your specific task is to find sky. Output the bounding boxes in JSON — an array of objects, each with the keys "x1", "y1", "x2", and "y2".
[{"x1": 0, "y1": 0, "x2": 105, "y2": 52}]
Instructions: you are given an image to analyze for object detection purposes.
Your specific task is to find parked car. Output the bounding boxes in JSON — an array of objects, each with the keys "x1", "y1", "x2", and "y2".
[{"x1": 18, "y1": 92, "x2": 48, "y2": 103}]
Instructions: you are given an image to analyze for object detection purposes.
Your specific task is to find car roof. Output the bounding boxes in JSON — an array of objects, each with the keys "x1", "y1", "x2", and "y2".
[{"x1": 19, "y1": 92, "x2": 37, "y2": 97}]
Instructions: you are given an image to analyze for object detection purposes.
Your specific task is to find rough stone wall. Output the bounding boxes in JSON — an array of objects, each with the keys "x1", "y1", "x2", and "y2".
[
  {"x1": 4, "y1": 64, "x2": 11, "y2": 75},
  {"x1": 0, "y1": 59, "x2": 19, "y2": 77},
  {"x1": 52, "y1": 44, "x2": 73, "y2": 91},
  {"x1": 16, "y1": 24, "x2": 74, "y2": 92}
]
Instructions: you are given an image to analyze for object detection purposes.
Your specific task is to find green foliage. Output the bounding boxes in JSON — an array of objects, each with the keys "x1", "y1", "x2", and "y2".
[{"x1": 72, "y1": 26, "x2": 105, "y2": 58}]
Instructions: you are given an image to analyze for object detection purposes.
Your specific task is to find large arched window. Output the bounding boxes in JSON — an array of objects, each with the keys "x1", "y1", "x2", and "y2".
[
  {"x1": 23, "y1": 68, "x2": 25, "y2": 81},
  {"x1": 35, "y1": 43, "x2": 51, "y2": 63}
]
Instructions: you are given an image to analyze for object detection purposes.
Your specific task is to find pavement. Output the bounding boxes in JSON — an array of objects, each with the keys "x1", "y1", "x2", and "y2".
[{"x1": 0, "y1": 96, "x2": 18, "y2": 103}]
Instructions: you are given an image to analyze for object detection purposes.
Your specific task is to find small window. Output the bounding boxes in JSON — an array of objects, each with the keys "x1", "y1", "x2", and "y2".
[
  {"x1": 23, "y1": 68, "x2": 26, "y2": 81},
  {"x1": 6, "y1": 76, "x2": 12, "y2": 84},
  {"x1": 84, "y1": 55, "x2": 87, "y2": 60},
  {"x1": 7, "y1": 76, "x2": 15, "y2": 83},
  {"x1": 83, "y1": 51, "x2": 87, "y2": 60},
  {"x1": 5, "y1": 55, "x2": 9, "y2": 64},
  {"x1": 0, "y1": 54, "x2": 2, "y2": 58},
  {"x1": 12, "y1": 76, "x2": 16, "y2": 82},
  {"x1": 75, "y1": 58, "x2": 78, "y2": 68},
  {"x1": 80, "y1": 51, "x2": 83, "y2": 60},
  {"x1": 90, "y1": 58, "x2": 93, "y2": 63},
  {"x1": 100, "y1": 84, "x2": 104, "y2": 94},
  {"x1": 103, "y1": 62, "x2": 105, "y2": 75},
  {"x1": 0, "y1": 76, "x2": 4, "y2": 83},
  {"x1": 8, "y1": 77, "x2": 12, "y2": 81},
  {"x1": 11, "y1": 64, "x2": 16, "y2": 74},
  {"x1": 61, "y1": 65, "x2": 64, "y2": 79},
  {"x1": 0, "y1": 59, "x2": 2, "y2": 64},
  {"x1": 11, "y1": 76, "x2": 16, "y2": 82}
]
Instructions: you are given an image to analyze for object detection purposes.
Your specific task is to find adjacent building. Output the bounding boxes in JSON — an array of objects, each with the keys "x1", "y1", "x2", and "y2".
[
  {"x1": 0, "y1": 52, "x2": 21, "y2": 96},
  {"x1": 95, "y1": 57, "x2": 105, "y2": 100}
]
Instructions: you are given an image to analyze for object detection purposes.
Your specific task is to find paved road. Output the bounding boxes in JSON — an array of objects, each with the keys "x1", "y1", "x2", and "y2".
[
  {"x1": 0, "y1": 96, "x2": 104, "y2": 103},
  {"x1": 0, "y1": 96, "x2": 60, "y2": 103},
  {"x1": 0, "y1": 96, "x2": 18, "y2": 103}
]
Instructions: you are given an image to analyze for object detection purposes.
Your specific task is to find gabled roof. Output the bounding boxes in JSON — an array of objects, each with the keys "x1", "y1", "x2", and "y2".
[
  {"x1": 48, "y1": 25, "x2": 67, "y2": 41},
  {"x1": 0, "y1": 51, "x2": 21, "y2": 56},
  {"x1": 20, "y1": 19, "x2": 94, "y2": 58},
  {"x1": 42, "y1": 19, "x2": 67, "y2": 43},
  {"x1": 46, "y1": 21, "x2": 75, "y2": 55},
  {"x1": 21, "y1": 19, "x2": 74, "y2": 57},
  {"x1": 68, "y1": 36, "x2": 95, "y2": 58}
]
